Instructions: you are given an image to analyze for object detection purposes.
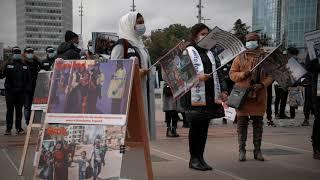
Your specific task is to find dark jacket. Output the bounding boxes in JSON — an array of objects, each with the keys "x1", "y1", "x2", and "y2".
[
  {"x1": 183, "y1": 45, "x2": 227, "y2": 120},
  {"x1": 57, "y1": 42, "x2": 81, "y2": 60},
  {"x1": 25, "y1": 58, "x2": 42, "y2": 86},
  {"x1": 305, "y1": 55, "x2": 320, "y2": 100},
  {"x1": 41, "y1": 57, "x2": 56, "y2": 71},
  {"x1": 0, "y1": 60, "x2": 32, "y2": 94}
]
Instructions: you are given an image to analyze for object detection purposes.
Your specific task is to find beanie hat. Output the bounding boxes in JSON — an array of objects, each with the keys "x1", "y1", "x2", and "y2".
[
  {"x1": 65, "y1": 30, "x2": 79, "y2": 42},
  {"x1": 246, "y1": 32, "x2": 260, "y2": 42}
]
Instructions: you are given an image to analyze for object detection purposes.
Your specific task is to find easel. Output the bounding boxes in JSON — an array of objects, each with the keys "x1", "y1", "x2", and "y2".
[
  {"x1": 121, "y1": 64, "x2": 154, "y2": 180},
  {"x1": 18, "y1": 110, "x2": 44, "y2": 176}
]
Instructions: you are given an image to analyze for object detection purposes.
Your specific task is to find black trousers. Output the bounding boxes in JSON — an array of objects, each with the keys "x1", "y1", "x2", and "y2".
[
  {"x1": 304, "y1": 87, "x2": 313, "y2": 119},
  {"x1": 24, "y1": 92, "x2": 34, "y2": 125},
  {"x1": 189, "y1": 119, "x2": 210, "y2": 158},
  {"x1": 5, "y1": 92, "x2": 24, "y2": 130},
  {"x1": 274, "y1": 85, "x2": 288, "y2": 116},
  {"x1": 165, "y1": 110, "x2": 179, "y2": 128},
  {"x1": 312, "y1": 98, "x2": 320, "y2": 152},
  {"x1": 266, "y1": 85, "x2": 273, "y2": 120}
]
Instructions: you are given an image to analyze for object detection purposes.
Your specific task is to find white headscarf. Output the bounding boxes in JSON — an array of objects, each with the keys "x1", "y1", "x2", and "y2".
[{"x1": 118, "y1": 12, "x2": 145, "y2": 48}]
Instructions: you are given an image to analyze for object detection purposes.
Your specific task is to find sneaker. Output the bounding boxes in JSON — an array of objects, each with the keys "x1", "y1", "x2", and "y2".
[
  {"x1": 313, "y1": 151, "x2": 320, "y2": 160},
  {"x1": 4, "y1": 130, "x2": 11, "y2": 135},
  {"x1": 16, "y1": 129, "x2": 25, "y2": 135},
  {"x1": 267, "y1": 120, "x2": 277, "y2": 127}
]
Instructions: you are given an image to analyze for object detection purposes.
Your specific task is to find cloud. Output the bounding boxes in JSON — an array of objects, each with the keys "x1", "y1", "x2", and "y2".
[{"x1": 0, "y1": 0, "x2": 252, "y2": 47}]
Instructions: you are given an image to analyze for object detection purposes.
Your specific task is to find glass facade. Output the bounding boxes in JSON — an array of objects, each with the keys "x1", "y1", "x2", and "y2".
[{"x1": 253, "y1": 0, "x2": 319, "y2": 48}]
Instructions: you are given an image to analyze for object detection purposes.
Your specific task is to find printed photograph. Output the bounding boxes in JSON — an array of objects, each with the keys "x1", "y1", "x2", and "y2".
[
  {"x1": 92, "y1": 32, "x2": 119, "y2": 55},
  {"x1": 46, "y1": 60, "x2": 134, "y2": 125},
  {"x1": 35, "y1": 124, "x2": 126, "y2": 180},
  {"x1": 32, "y1": 71, "x2": 52, "y2": 111}
]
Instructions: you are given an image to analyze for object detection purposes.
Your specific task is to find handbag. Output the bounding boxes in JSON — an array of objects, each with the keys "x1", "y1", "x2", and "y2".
[
  {"x1": 85, "y1": 164, "x2": 93, "y2": 179},
  {"x1": 226, "y1": 85, "x2": 249, "y2": 109}
]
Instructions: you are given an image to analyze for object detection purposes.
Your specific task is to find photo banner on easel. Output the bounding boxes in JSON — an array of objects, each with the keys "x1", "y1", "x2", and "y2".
[
  {"x1": 31, "y1": 71, "x2": 52, "y2": 112},
  {"x1": 35, "y1": 124, "x2": 127, "y2": 180},
  {"x1": 158, "y1": 41, "x2": 199, "y2": 100},
  {"x1": 45, "y1": 59, "x2": 134, "y2": 125}
]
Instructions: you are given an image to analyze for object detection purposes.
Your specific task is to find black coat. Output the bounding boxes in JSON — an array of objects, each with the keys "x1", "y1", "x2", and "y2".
[
  {"x1": 25, "y1": 58, "x2": 42, "y2": 90},
  {"x1": 305, "y1": 55, "x2": 320, "y2": 102},
  {"x1": 183, "y1": 45, "x2": 227, "y2": 120},
  {"x1": 0, "y1": 60, "x2": 32, "y2": 94},
  {"x1": 57, "y1": 42, "x2": 81, "y2": 60}
]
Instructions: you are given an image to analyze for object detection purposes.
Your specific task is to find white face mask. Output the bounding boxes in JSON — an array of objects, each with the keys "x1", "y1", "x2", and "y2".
[
  {"x1": 26, "y1": 54, "x2": 33, "y2": 59},
  {"x1": 48, "y1": 52, "x2": 55, "y2": 58},
  {"x1": 245, "y1": 41, "x2": 259, "y2": 49},
  {"x1": 88, "y1": 46, "x2": 93, "y2": 53},
  {"x1": 135, "y1": 24, "x2": 146, "y2": 36},
  {"x1": 197, "y1": 35, "x2": 206, "y2": 43}
]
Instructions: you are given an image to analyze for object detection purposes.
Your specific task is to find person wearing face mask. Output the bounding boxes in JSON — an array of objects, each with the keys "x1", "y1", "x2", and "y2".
[
  {"x1": 57, "y1": 30, "x2": 81, "y2": 60},
  {"x1": 183, "y1": 23, "x2": 228, "y2": 171},
  {"x1": 23, "y1": 47, "x2": 42, "y2": 125},
  {"x1": 85, "y1": 40, "x2": 100, "y2": 60},
  {"x1": 229, "y1": 32, "x2": 273, "y2": 162},
  {"x1": 0, "y1": 47, "x2": 32, "y2": 135},
  {"x1": 41, "y1": 46, "x2": 56, "y2": 71},
  {"x1": 111, "y1": 12, "x2": 155, "y2": 136}
]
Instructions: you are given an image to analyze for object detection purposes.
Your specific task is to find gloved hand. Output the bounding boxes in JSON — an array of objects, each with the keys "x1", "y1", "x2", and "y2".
[{"x1": 241, "y1": 71, "x2": 251, "y2": 80}]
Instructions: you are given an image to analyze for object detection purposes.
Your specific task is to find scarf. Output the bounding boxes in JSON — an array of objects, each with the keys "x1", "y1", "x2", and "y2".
[{"x1": 187, "y1": 46, "x2": 221, "y2": 106}]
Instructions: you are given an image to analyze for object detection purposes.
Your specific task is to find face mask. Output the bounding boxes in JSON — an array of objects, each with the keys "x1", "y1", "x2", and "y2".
[
  {"x1": 197, "y1": 35, "x2": 206, "y2": 43},
  {"x1": 245, "y1": 41, "x2": 258, "y2": 49},
  {"x1": 73, "y1": 43, "x2": 80, "y2": 48},
  {"x1": 26, "y1": 54, "x2": 33, "y2": 59},
  {"x1": 13, "y1": 54, "x2": 21, "y2": 60},
  {"x1": 135, "y1": 24, "x2": 146, "y2": 36},
  {"x1": 88, "y1": 46, "x2": 93, "y2": 53},
  {"x1": 48, "y1": 52, "x2": 55, "y2": 58}
]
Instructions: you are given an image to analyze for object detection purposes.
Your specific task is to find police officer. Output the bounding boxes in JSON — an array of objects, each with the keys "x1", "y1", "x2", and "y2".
[
  {"x1": 23, "y1": 47, "x2": 42, "y2": 125},
  {"x1": 41, "y1": 46, "x2": 56, "y2": 71},
  {"x1": 0, "y1": 47, "x2": 32, "y2": 135}
]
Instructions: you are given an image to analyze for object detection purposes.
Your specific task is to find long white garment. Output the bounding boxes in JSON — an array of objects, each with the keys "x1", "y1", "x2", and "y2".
[
  {"x1": 186, "y1": 47, "x2": 221, "y2": 106},
  {"x1": 111, "y1": 12, "x2": 155, "y2": 139}
]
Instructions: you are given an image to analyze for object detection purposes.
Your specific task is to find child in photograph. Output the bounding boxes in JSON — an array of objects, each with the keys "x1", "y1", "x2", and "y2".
[
  {"x1": 90, "y1": 139, "x2": 107, "y2": 180},
  {"x1": 73, "y1": 151, "x2": 90, "y2": 180}
]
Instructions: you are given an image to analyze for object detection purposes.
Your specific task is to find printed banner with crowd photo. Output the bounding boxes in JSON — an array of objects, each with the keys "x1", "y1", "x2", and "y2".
[
  {"x1": 92, "y1": 32, "x2": 119, "y2": 55},
  {"x1": 159, "y1": 41, "x2": 199, "y2": 99},
  {"x1": 197, "y1": 26, "x2": 246, "y2": 65},
  {"x1": 34, "y1": 124, "x2": 126, "y2": 180},
  {"x1": 45, "y1": 59, "x2": 134, "y2": 125},
  {"x1": 260, "y1": 46, "x2": 307, "y2": 88},
  {"x1": 32, "y1": 71, "x2": 53, "y2": 111},
  {"x1": 305, "y1": 30, "x2": 320, "y2": 96}
]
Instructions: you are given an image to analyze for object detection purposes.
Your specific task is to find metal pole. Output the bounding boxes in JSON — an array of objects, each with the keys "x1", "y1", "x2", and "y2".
[
  {"x1": 131, "y1": 0, "x2": 136, "y2": 12},
  {"x1": 197, "y1": 0, "x2": 202, "y2": 23},
  {"x1": 79, "y1": 0, "x2": 84, "y2": 36}
]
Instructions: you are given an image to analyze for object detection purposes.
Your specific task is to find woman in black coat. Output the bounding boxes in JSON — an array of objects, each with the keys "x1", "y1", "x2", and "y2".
[{"x1": 184, "y1": 23, "x2": 228, "y2": 171}]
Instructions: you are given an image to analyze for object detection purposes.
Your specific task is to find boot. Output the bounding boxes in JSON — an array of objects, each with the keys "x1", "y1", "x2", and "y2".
[
  {"x1": 301, "y1": 119, "x2": 310, "y2": 126},
  {"x1": 267, "y1": 120, "x2": 276, "y2": 127},
  {"x1": 222, "y1": 118, "x2": 227, "y2": 125},
  {"x1": 189, "y1": 157, "x2": 207, "y2": 171},
  {"x1": 166, "y1": 127, "x2": 174, "y2": 137},
  {"x1": 237, "y1": 124, "x2": 248, "y2": 161},
  {"x1": 313, "y1": 150, "x2": 320, "y2": 160},
  {"x1": 253, "y1": 123, "x2": 265, "y2": 161},
  {"x1": 199, "y1": 156, "x2": 213, "y2": 170},
  {"x1": 171, "y1": 127, "x2": 180, "y2": 137}
]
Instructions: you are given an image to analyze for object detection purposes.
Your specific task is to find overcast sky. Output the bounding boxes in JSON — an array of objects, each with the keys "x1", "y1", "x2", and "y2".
[{"x1": 0, "y1": 0, "x2": 252, "y2": 47}]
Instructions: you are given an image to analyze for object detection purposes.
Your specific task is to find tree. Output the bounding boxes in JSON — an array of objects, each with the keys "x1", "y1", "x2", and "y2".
[
  {"x1": 144, "y1": 24, "x2": 190, "y2": 65},
  {"x1": 231, "y1": 19, "x2": 250, "y2": 44}
]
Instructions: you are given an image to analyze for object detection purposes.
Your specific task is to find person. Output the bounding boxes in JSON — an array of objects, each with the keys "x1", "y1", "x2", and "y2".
[
  {"x1": 111, "y1": 12, "x2": 155, "y2": 132},
  {"x1": 23, "y1": 47, "x2": 42, "y2": 125},
  {"x1": 302, "y1": 62, "x2": 313, "y2": 126},
  {"x1": 162, "y1": 82, "x2": 180, "y2": 137},
  {"x1": 274, "y1": 81, "x2": 290, "y2": 119},
  {"x1": 53, "y1": 141, "x2": 68, "y2": 180},
  {"x1": 73, "y1": 151, "x2": 90, "y2": 180},
  {"x1": 57, "y1": 30, "x2": 81, "y2": 60},
  {"x1": 41, "y1": 46, "x2": 57, "y2": 71},
  {"x1": 90, "y1": 139, "x2": 106, "y2": 180},
  {"x1": 0, "y1": 47, "x2": 32, "y2": 135},
  {"x1": 305, "y1": 54, "x2": 320, "y2": 160},
  {"x1": 183, "y1": 23, "x2": 228, "y2": 171},
  {"x1": 229, "y1": 32, "x2": 273, "y2": 162},
  {"x1": 266, "y1": 82, "x2": 276, "y2": 126}
]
